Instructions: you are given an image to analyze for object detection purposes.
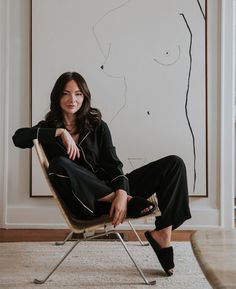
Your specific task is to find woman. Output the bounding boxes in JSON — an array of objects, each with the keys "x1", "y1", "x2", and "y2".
[{"x1": 12, "y1": 71, "x2": 191, "y2": 276}]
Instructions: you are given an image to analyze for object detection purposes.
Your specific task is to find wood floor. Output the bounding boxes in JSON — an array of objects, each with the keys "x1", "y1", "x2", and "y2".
[{"x1": 0, "y1": 229, "x2": 194, "y2": 242}]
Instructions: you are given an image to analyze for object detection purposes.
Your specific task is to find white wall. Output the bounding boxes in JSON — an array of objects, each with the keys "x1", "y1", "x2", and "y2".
[
  {"x1": 0, "y1": 0, "x2": 8, "y2": 228},
  {"x1": 220, "y1": 0, "x2": 235, "y2": 228},
  {"x1": 0, "y1": 0, "x2": 231, "y2": 229},
  {"x1": 0, "y1": 0, "x2": 65, "y2": 228}
]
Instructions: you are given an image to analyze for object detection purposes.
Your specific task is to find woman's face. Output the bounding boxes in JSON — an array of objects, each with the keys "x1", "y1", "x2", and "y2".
[{"x1": 59, "y1": 80, "x2": 84, "y2": 116}]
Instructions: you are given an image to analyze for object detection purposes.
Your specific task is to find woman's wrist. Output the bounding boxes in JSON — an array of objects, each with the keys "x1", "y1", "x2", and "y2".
[
  {"x1": 55, "y1": 128, "x2": 66, "y2": 137},
  {"x1": 115, "y1": 189, "x2": 127, "y2": 197}
]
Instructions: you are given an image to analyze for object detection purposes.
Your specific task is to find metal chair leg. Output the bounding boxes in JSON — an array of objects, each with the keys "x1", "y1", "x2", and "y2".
[
  {"x1": 115, "y1": 232, "x2": 156, "y2": 285},
  {"x1": 34, "y1": 229, "x2": 156, "y2": 285},
  {"x1": 34, "y1": 231, "x2": 107, "y2": 284},
  {"x1": 55, "y1": 231, "x2": 73, "y2": 246},
  {"x1": 128, "y1": 221, "x2": 149, "y2": 246},
  {"x1": 34, "y1": 236, "x2": 82, "y2": 284}
]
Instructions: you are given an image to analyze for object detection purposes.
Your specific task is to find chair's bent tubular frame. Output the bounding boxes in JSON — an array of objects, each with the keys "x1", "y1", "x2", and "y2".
[
  {"x1": 34, "y1": 227, "x2": 156, "y2": 285},
  {"x1": 33, "y1": 139, "x2": 160, "y2": 285},
  {"x1": 56, "y1": 193, "x2": 159, "y2": 247},
  {"x1": 56, "y1": 217, "x2": 150, "y2": 247}
]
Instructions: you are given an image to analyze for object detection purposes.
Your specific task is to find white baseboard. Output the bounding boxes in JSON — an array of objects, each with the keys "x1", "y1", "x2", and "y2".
[{"x1": 3, "y1": 206, "x2": 220, "y2": 230}]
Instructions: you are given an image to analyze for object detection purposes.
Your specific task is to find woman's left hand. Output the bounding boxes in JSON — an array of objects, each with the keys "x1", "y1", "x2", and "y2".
[
  {"x1": 58, "y1": 129, "x2": 80, "y2": 160},
  {"x1": 110, "y1": 189, "x2": 128, "y2": 227}
]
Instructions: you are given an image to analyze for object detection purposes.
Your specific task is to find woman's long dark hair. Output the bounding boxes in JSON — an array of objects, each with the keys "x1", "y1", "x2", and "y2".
[{"x1": 45, "y1": 72, "x2": 101, "y2": 134}]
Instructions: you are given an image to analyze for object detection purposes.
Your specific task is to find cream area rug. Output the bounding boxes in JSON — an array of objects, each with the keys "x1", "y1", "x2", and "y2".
[{"x1": 0, "y1": 241, "x2": 211, "y2": 289}]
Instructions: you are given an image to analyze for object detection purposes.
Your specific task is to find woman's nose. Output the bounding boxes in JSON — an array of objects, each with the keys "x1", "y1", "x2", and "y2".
[{"x1": 69, "y1": 94, "x2": 77, "y2": 101}]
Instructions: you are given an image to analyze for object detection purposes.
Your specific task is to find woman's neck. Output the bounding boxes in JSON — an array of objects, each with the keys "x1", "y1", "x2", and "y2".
[
  {"x1": 63, "y1": 114, "x2": 76, "y2": 126},
  {"x1": 63, "y1": 113, "x2": 78, "y2": 137}
]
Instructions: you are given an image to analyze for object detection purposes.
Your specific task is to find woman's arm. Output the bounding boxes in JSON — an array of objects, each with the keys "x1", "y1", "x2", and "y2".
[
  {"x1": 13, "y1": 121, "x2": 80, "y2": 160},
  {"x1": 12, "y1": 121, "x2": 57, "y2": 149}
]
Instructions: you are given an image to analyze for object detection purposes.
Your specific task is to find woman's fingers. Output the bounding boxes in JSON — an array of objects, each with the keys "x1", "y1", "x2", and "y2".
[
  {"x1": 111, "y1": 209, "x2": 120, "y2": 227},
  {"x1": 67, "y1": 144, "x2": 71, "y2": 156},
  {"x1": 65, "y1": 140, "x2": 80, "y2": 160},
  {"x1": 67, "y1": 144, "x2": 73, "y2": 159},
  {"x1": 110, "y1": 203, "x2": 121, "y2": 227},
  {"x1": 110, "y1": 191, "x2": 128, "y2": 227},
  {"x1": 72, "y1": 146, "x2": 80, "y2": 160},
  {"x1": 70, "y1": 148, "x2": 75, "y2": 160},
  {"x1": 62, "y1": 130, "x2": 80, "y2": 160},
  {"x1": 69, "y1": 145, "x2": 77, "y2": 160},
  {"x1": 112, "y1": 211, "x2": 119, "y2": 227},
  {"x1": 112, "y1": 209, "x2": 125, "y2": 227},
  {"x1": 71, "y1": 145, "x2": 77, "y2": 160}
]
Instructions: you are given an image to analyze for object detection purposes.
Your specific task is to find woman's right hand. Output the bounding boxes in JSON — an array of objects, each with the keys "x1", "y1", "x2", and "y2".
[{"x1": 56, "y1": 128, "x2": 80, "y2": 160}]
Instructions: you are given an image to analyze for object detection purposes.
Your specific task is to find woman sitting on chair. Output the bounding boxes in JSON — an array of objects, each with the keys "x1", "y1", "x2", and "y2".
[{"x1": 12, "y1": 71, "x2": 191, "y2": 277}]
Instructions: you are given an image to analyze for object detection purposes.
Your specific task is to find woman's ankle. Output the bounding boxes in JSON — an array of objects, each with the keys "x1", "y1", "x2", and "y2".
[{"x1": 151, "y1": 228, "x2": 172, "y2": 248}]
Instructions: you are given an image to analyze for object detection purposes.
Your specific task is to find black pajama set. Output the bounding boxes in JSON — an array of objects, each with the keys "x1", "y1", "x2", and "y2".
[{"x1": 12, "y1": 120, "x2": 191, "y2": 231}]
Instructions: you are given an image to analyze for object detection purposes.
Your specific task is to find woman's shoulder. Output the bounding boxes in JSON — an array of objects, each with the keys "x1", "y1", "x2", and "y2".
[
  {"x1": 96, "y1": 119, "x2": 109, "y2": 131},
  {"x1": 32, "y1": 120, "x2": 49, "y2": 128},
  {"x1": 35, "y1": 120, "x2": 56, "y2": 128},
  {"x1": 90, "y1": 119, "x2": 110, "y2": 137}
]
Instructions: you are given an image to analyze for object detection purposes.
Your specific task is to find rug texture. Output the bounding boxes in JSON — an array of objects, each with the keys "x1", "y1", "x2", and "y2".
[{"x1": 0, "y1": 241, "x2": 210, "y2": 289}]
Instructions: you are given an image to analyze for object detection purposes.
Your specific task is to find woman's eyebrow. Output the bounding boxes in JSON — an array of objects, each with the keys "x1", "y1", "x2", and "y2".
[{"x1": 63, "y1": 89, "x2": 82, "y2": 93}]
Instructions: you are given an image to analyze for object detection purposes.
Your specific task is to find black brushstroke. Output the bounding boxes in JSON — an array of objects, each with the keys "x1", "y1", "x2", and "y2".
[
  {"x1": 92, "y1": 2, "x2": 131, "y2": 124},
  {"x1": 180, "y1": 13, "x2": 197, "y2": 193},
  {"x1": 92, "y1": 0, "x2": 131, "y2": 59},
  {"x1": 153, "y1": 45, "x2": 181, "y2": 66},
  {"x1": 196, "y1": 0, "x2": 205, "y2": 20}
]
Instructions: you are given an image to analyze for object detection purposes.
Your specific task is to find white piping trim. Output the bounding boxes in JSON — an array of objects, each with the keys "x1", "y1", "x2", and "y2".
[
  {"x1": 72, "y1": 190, "x2": 93, "y2": 213},
  {"x1": 111, "y1": 174, "x2": 128, "y2": 182},
  {"x1": 49, "y1": 172, "x2": 93, "y2": 213},
  {"x1": 78, "y1": 145, "x2": 95, "y2": 172},
  {"x1": 48, "y1": 172, "x2": 70, "y2": 179},
  {"x1": 79, "y1": 131, "x2": 90, "y2": 145}
]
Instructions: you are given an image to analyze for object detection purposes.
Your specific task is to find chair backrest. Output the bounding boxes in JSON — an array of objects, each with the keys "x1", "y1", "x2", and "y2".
[
  {"x1": 33, "y1": 139, "x2": 161, "y2": 234},
  {"x1": 33, "y1": 139, "x2": 112, "y2": 233}
]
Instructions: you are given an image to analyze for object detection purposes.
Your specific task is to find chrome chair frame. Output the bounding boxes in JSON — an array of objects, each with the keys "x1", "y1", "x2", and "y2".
[
  {"x1": 56, "y1": 193, "x2": 159, "y2": 246},
  {"x1": 33, "y1": 139, "x2": 161, "y2": 286},
  {"x1": 56, "y1": 209, "x2": 157, "y2": 246}
]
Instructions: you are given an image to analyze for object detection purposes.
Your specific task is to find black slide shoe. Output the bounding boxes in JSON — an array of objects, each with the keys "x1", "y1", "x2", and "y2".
[
  {"x1": 127, "y1": 196, "x2": 156, "y2": 218},
  {"x1": 145, "y1": 231, "x2": 174, "y2": 276}
]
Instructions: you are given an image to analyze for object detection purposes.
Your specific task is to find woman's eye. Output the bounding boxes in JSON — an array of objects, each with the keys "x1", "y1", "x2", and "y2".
[{"x1": 62, "y1": 92, "x2": 83, "y2": 97}]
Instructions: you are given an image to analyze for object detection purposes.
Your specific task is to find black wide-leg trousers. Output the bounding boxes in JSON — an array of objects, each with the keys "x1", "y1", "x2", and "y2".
[
  {"x1": 48, "y1": 155, "x2": 191, "y2": 231},
  {"x1": 126, "y1": 155, "x2": 191, "y2": 230}
]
